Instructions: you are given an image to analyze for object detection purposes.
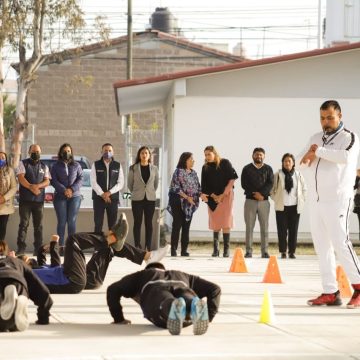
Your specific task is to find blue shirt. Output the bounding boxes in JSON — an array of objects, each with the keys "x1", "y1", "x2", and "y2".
[{"x1": 33, "y1": 265, "x2": 70, "y2": 285}]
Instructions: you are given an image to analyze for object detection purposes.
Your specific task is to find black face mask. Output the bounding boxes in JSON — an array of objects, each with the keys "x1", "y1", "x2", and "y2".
[
  {"x1": 61, "y1": 152, "x2": 72, "y2": 161},
  {"x1": 30, "y1": 152, "x2": 40, "y2": 161}
]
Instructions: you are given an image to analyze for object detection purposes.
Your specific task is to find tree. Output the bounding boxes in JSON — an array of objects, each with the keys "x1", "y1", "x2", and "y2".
[
  {"x1": 3, "y1": 95, "x2": 16, "y2": 138},
  {"x1": 1, "y1": 0, "x2": 85, "y2": 166},
  {"x1": 0, "y1": 0, "x2": 13, "y2": 152}
]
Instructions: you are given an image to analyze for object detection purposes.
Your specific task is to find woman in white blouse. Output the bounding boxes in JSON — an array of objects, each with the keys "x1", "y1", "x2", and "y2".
[{"x1": 270, "y1": 153, "x2": 307, "y2": 259}]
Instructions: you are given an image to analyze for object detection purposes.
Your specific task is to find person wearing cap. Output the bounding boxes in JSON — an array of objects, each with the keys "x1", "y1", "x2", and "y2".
[
  {"x1": 241, "y1": 147, "x2": 274, "y2": 258},
  {"x1": 23, "y1": 213, "x2": 170, "y2": 294},
  {"x1": 107, "y1": 262, "x2": 221, "y2": 336},
  {"x1": 0, "y1": 240, "x2": 53, "y2": 332}
]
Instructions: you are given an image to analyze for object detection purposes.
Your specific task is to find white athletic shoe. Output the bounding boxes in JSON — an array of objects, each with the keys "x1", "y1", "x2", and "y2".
[
  {"x1": 146, "y1": 244, "x2": 170, "y2": 265},
  {"x1": 0, "y1": 285, "x2": 18, "y2": 320},
  {"x1": 14, "y1": 295, "x2": 29, "y2": 332}
]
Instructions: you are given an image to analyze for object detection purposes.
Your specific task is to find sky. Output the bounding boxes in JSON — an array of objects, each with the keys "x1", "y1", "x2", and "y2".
[
  {"x1": 79, "y1": 0, "x2": 326, "y2": 58},
  {"x1": 3, "y1": 0, "x2": 326, "y2": 80}
]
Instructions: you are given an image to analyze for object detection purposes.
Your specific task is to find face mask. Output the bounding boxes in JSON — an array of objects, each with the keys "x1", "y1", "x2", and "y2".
[
  {"x1": 103, "y1": 151, "x2": 113, "y2": 160},
  {"x1": 61, "y1": 152, "x2": 71, "y2": 161},
  {"x1": 0, "y1": 159, "x2": 6, "y2": 168},
  {"x1": 30, "y1": 152, "x2": 40, "y2": 161}
]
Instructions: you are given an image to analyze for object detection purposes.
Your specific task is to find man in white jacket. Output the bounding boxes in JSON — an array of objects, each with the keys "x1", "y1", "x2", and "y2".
[{"x1": 301, "y1": 100, "x2": 360, "y2": 308}]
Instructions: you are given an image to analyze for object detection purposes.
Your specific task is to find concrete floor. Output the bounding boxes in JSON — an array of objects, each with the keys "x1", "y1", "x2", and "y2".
[{"x1": 1, "y1": 247, "x2": 360, "y2": 360}]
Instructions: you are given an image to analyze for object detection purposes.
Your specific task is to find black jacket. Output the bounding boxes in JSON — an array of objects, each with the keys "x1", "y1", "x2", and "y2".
[
  {"x1": 0, "y1": 256, "x2": 53, "y2": 323},
  {"x1": 201, "y1": 158, "x2": 238, "y2": 211},
  {"x1": 107, "y1": 268, "x2": 221, "y2": 323}
]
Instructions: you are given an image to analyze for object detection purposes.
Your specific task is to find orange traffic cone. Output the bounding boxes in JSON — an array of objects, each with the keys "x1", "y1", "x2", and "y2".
[
  {"x1": 336, "y1": 265, "x2": 353, "y2": 298},
  {"x1": 229, "y1": 248, "x2": 248, "y2": 273},
  {"x1": 262, "y1": 255, "x2": 282, "y2": 283}
]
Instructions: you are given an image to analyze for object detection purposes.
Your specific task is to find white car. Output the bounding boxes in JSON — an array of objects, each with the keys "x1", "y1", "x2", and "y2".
[{"x1": 44, "y1": 169, "x2": 92, "y2": 208}]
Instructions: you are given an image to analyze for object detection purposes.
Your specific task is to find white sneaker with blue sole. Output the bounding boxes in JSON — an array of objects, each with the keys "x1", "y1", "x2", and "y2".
[
  {"x1": 190, "y1": 297, "x2": 209, "y2": 335},
  {"x1": 167, "y1": 297, "x2": 186, "y2": 335}
]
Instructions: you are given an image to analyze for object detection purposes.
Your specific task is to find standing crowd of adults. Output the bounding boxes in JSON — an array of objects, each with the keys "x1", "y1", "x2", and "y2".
[
  {"x1": 166, "y1": 145, "x2": 307, "y2": 260},
  {"x1": 1, "y1": 99, "x2": 360, "y2": 336}
]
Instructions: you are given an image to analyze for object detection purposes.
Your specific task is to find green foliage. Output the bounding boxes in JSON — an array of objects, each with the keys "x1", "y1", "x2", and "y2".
[
  {"x1": 64, "y1": 74, "x2": 94, "y2": 94},
  {"x1": 0, "y1": 0, "x2": 86, "y2": 58},
  {"x1": 3, "y1": 95, "x2": 15, "y2": 138}
]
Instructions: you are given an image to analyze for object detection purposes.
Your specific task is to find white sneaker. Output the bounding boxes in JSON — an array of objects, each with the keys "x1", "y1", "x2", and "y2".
[
  {"x1": 146, "y1": 244, "x2": 170, "y2": 265},
  {"x1": 14, "y1": 295, "x2": 29, "y2": 332},
  {"x1": 0, "y1": 285, "x2": 18, "y2": 320}
]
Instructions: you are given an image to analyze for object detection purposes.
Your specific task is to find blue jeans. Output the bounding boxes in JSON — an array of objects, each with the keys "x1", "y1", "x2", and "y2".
[{"x1": 53, "y1": 196, "x2": 82, "y2": 246}]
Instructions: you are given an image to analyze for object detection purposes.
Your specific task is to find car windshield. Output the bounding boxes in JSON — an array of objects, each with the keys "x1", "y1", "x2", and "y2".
[{"x1": 82, "y1": 171, "x2": 91, "y2": 187}]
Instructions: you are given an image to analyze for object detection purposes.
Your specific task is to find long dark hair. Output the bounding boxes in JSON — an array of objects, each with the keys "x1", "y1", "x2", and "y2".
[
  {"x1": 281, "y1": 153, "x2": 295, "y2": 169},
  {"x1": 177, "y1": 152, "x2": 192, "y2": 169},
  {"x1": 131, "y1": 146, "x2": 152, "y2": 169},
  {"x1": 57, "y1": 143, "x2": 74, "y2": 164}
]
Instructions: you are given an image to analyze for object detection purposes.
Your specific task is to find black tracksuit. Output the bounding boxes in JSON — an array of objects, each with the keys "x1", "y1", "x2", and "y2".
[
  {"x1": 107, "y1": 268, "x2": 221, "y2": 328},
  {"x1": 34, "y1": 232, "x2": 146, "y2": 294},
  {"x1": 0, "y1": 256, "x2": 53, "y2": 326}
]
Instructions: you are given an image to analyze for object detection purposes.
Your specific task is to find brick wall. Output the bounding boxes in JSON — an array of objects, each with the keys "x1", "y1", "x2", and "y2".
[{"x1": 26, "y1": 34, "x2": 239, "y2": 165}]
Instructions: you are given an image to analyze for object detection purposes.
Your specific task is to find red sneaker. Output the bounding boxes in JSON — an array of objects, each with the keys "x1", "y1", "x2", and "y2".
[
  {"x1": 346, "y1": 290, "x2": 360, "y2": 308},
  {"x1": 307, "y1": 291, "x2": 342, "y2": 306}
]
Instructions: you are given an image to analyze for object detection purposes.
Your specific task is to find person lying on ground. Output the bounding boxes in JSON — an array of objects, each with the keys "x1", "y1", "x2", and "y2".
[
  {"x1": 0, "y1": 240, "x2": 53, "y2": 332},
  {"x1": 19, "y1": 213, "x2": 169, "y2": 294}
]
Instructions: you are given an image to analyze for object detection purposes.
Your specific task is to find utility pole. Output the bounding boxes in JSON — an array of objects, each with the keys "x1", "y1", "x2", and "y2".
[
  {"x1": 127, "y1": 0, "x2": 133, "y2": 80},
  {"x1": 317, "y1": 0, "x2": 322, "y2": 49},
  {"x1": 125, "y1": 0, "x2": 133, "y2": 202}
]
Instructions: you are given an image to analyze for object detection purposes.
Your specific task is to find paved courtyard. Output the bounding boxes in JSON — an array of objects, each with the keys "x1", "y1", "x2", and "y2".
[{"x1": 1, "y1": 248, "x2": 360, "y2": 360}]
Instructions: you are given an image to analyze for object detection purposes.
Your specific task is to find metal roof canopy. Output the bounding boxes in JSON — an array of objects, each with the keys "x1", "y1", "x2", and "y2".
[
  {"x1": 115, "y1": 80, "x2": 173, "y2": 115},
  {"x1": 113, "y1": 42, "x2": 360, "y2": 116}
]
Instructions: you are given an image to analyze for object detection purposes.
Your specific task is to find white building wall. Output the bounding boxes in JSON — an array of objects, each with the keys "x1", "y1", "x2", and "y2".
[
  {"x1": 172, "y1": 96, "x2": 360, "y2": 236},
  {"x1": 325, "y1": 0, "x2": 360, "y2": 46}
]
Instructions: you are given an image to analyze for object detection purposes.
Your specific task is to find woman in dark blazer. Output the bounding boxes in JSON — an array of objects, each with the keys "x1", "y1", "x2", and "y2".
[
  {"x1": 128, "y1": 146, "x2": 159, "y2": 250},
  {"x1": 50, "y1": 143, "x2": 83, "y2": 254}
]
